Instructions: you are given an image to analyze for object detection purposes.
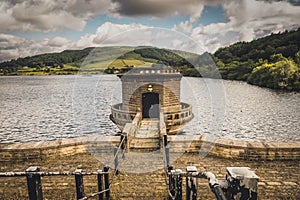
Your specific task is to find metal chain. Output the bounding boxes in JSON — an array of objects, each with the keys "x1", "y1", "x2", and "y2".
[{"x1": 79, "y1": 136, "x2": 126, "y2": 200}]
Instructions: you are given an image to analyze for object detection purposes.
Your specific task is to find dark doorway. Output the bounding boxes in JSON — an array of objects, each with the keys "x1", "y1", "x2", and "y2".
[{"x1": 142, "y1": 92, "x2": 159, "y2": 118}]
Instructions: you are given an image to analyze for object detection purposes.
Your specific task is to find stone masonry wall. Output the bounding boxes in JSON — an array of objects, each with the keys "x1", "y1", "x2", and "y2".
[
  {"x1": 0, "y1": 136, "x2": 299, "y2": 199},
  {"x1": 1, "y1": 136, "x2": 299, "y2": 163}
]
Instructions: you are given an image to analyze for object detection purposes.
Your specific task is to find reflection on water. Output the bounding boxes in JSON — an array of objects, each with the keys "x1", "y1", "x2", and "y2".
[{"x1": 0, "y1": 75, "x2": 299, "y2": 143}]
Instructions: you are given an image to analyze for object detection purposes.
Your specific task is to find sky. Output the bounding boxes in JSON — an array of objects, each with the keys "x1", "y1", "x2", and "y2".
[{"x1": 0, "y1": 0, "x2": 300, "y2": 62}]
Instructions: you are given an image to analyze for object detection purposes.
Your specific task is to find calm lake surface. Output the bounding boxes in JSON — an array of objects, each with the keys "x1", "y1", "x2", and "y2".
[{"x1": 0, "y1": 75, "x2": 299, "y2": 143}]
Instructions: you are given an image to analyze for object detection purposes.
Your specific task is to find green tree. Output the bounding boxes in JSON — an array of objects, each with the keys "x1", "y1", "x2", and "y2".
[
  {"x1": 295, "y1": 51, "x2": 300, "y2": 66},
  {"x1": 248, "y1": 54, "x2": 300, "y2": 90}
]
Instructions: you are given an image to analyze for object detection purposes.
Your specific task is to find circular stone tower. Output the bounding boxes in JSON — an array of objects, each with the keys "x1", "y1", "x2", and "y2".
[{"x1": 110, "y1": 65, "x2": 193, "y2": 134}]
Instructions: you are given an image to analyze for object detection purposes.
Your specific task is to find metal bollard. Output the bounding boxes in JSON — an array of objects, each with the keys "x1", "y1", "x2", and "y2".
[
  {"x1": 103, "y1": 165, "x2": 110, "y2": 199},
  {"x1": 169, "y1": 169, "x2": 176, "y2": 200},
  {"x1": 74, "y1": 169, "x2": 84, "y2": 200},
  {"x1": 163, "y1": 134, "x2": 168, "y2": 147},
  {"x1": 26, "y1": 166, "x2": 43, "y2": 200},
  {"x1": 165, "y1": 146, "x2": 170, "y2": 167},
  {"x1": 175, "y1": 169, "x2": 183, "y2": 200},
  {"x1": 97, "y1": 170, "x2": 104, "y2": 200},
  {"x1": 226, "y1": 167, "x2": 259, "y2": 200},
  {"x1": 186, "y1": 166, "x2": 197, "y2": 200}
]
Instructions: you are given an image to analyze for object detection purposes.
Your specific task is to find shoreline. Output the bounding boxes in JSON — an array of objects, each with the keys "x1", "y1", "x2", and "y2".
[{"x1": 1, "y1": 73, "x2": 299, "y2": 92}]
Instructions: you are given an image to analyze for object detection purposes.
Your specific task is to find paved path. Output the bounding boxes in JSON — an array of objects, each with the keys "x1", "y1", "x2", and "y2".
[{"x1": 136, "y1": 119, "x2": 160, "y2": 138}]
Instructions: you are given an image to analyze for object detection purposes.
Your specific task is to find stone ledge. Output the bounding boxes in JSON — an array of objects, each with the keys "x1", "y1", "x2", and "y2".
[
  {"x1": 0, "y1": 135, "x2": 299, "y2": 162},
  {"x1": 167, "y1": 135, "x2": 300, "y2": 160}
]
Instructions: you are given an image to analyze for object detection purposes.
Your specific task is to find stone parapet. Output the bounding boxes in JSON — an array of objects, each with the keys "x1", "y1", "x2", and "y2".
[
  {"x1": 0, "y1": 136, "x2": 299, "y2": 163},
  {"x1": 167, "y1": 135, "x2": 300, "y2": 160},
  {"x1": 0, "y1": 136, "x2": 119, "y2": 163}
]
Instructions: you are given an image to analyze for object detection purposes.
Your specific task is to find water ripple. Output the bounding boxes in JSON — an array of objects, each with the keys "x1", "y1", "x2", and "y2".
[{"x1": 0, "y1": 75, "x2": 299, "y2": 143}]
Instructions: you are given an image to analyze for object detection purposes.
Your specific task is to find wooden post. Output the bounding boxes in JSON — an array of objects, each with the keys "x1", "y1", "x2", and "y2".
[
  {"x1": 114, "y1": 147, "x2": 119, "y2": 175},
  {"x1": 97, "y1": 170, "x2": 104, "y2": 200},
  {"x1": 186, "y1": 166, "x2": 197, "y2": 200},
  {"x1": 26, "y1": 166, "x2": 43, "y2": 200},
  {"x1": 74, "y1": 169, "x2": 84, "y2": 200},
  {"x1": 104, "y1": 165, "x2": 110, "y2": 199}
]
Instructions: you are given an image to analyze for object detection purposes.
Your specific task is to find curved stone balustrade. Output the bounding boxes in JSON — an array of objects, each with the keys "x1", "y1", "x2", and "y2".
[
  {"x1": 111, "y1": 102, "x2": 193, "y2": 132},
  {"x1": 110, "y1": 103, "x2": 136, "y2": 127},
  {"x1": 163, "y1": 102, "x2": 193, "y2": 127}
]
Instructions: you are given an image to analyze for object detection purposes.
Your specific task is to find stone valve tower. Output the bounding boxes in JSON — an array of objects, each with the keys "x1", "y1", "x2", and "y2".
[{"x1": 110, "y1": 65, "x2": 193, "y2": 140}]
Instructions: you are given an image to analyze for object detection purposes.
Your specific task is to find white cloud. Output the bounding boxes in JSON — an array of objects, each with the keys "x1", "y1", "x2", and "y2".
[
  {"x1": 73, "y1": 22, "x2": 155, "y2": 49},
  {"x1": 0, "y1": 23, "x2": 208, "y2": 61},
  {"x1": 0, "y1": 34, "x2": 72, "y2": 61},
  {"x1": 86, "y1": 23, "x2": 207, "y2": 54},
  {"x1": 0, "y1": 34, "x2": 26, "y2": 49},
  {"x1": 176, "y1": 0, "x2": 300, "y2": 52},
  {"x1": 0, "y1": 0, "x2": 113, "y2": 32},
  {"x1": 48, "y1": 37, "x2": 70, "y2": 47},
  {"x1": 93, "y1": 22, "x2": 152, "y2": 44},
  {"x1": 173, "y1": 21, "x2": 194, "y2": 34},
  {"x1": 1, "y1": 0, "x2": 300, "y2": 61},
  {"x1": 222, "y1": 0, "x2": 300, "y2": 42}
]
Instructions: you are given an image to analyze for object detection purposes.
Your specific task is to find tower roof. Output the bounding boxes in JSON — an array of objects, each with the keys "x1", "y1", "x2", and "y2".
[{"x1": 120, "y1": 65, "x2": 182, "y2": 81}]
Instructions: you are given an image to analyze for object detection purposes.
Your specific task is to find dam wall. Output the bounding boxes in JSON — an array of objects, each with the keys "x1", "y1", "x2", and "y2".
[{"x1": 0, "y1": 135, "x2": 299, "y2": 163}]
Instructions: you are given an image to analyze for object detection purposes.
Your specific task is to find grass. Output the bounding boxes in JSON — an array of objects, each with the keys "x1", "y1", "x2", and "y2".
[
  {"x1": 80, "y1": 59, "x2": 151, "y2": 70},
  {"x1": 2, "y1": 47, "x2": 158, "y2": 76}
]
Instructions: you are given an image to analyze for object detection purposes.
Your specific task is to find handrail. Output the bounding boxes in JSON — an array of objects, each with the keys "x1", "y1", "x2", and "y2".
[
  {"x1": 111, "y1": 103, "x2": 137, "y2": 115},
  {"x1": 0, "y1": 171, "x2": 108, "y2": 177},
  {"x1": 164, "y1": 103, "x2": 192, "y2": 115}
]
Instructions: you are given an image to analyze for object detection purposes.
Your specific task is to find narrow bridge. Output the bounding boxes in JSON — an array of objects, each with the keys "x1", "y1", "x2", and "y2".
[{"x1": 121, "y1": 113, "x2": 162, "y2": 151}]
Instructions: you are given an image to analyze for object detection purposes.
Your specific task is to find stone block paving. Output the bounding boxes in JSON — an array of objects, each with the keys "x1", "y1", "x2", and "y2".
[{"x1": 0, "y1": 152, "x2": 299, "y2": 199}]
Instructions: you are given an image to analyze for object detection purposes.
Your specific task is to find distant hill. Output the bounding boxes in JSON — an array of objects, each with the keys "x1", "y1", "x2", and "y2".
[
  {"x1": 0, "y1": 46, "x2": 203, "y2": 76},
  {"x1": 0, "y1": 28, "x2": 299, "y2": 91}
]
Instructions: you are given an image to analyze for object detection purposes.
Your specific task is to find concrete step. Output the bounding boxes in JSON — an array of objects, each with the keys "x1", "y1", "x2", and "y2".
[
  {"x1": 129, "y1": 138, "x2": 160, "y2": 150},
  {"x1": 136, "y1": 119, "x2": 160, "y2": 138}
]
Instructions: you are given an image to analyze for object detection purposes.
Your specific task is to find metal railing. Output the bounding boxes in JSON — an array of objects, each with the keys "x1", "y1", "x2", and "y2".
[
  {"x1": 1, "y1": 134, "x2": 258, "y2": 200},
  {"x1": 162, "y1": 135, "x2": 259, "y2": 200},
  {"x1": 0, "y1": 135, "x2": 127, "y2": 200}
]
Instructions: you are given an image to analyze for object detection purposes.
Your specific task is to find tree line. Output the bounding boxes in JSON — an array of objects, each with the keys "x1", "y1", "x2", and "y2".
[
  {"x1": 0, "y1": 48, "x2": 93, "y2": 74},
  {"x1": 0, "y1": 28, "x2": 299, "y2": 91},
  {"x1": 213, "y1": 28, "x2": 300, "y2": 91}
]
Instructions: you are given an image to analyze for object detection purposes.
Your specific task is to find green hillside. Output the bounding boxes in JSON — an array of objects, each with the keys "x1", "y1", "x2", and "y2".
[
  {"x1": 0, "y1": 46, "x2": 199, "y2": 76},
  {"x1": 214, "y1": 28, "x2": 300, "y2": 91}
]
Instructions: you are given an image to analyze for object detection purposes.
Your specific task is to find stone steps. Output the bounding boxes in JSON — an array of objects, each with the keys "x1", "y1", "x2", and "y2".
[
  {"x1": 129, "y1": 138, "x2": 160, "y2": 151},
  {"x1": 136, "y1": 119, "x2": 160, "y2": 138},
  {"x1": 129, "y1": 119, "x2": 161, "y2": 151}
]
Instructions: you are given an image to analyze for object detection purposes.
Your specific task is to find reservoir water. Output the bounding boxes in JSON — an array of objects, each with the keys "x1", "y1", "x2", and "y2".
[{"x1": 0, "y1": 75, "x2": 299, "y2": 143}]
